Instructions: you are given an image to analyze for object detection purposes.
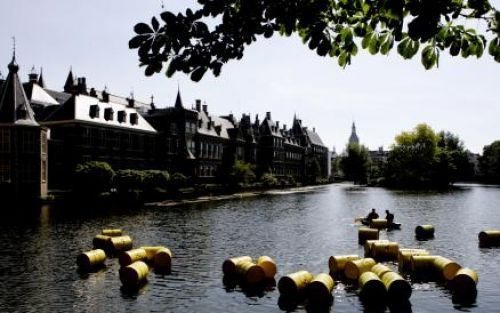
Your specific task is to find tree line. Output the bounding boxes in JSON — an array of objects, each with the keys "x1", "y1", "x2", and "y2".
[{"x1": 337, "y1": 123, "x2": 500, "y2": 188}]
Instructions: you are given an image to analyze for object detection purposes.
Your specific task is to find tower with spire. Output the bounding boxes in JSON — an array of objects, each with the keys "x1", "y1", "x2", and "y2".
[
  {"x1": 0, "y1": 51, "x2": 49, "y2": 200},
  {"x1": 348, "y1": 122, "x2": 359, "y2": 145}
]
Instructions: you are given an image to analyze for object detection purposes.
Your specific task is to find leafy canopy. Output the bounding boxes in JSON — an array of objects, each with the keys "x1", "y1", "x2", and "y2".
[
  {"x1": 340, "y1": 143, "x2": 372, "y2": 184},
  {"x1": 130, "y1": 0, "x2": 500, "y2": 81}
]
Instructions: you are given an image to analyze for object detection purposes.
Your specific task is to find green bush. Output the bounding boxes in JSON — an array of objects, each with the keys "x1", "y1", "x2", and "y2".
[
  {"x1": 74, "y1": 161, "x2": 115, "y2": 195},
  {"x1": 229, "y1": 160, "x2": 256, "y2": 185},
  {"x1": 115, "y1": 169, "x2": 144, "y2": 193},
  {"x1": 143, "y1": 170, "x2": 170, "y2": 191},
  {"x1": 261, "y1": 172, "x2": 278, "y2": 187}
]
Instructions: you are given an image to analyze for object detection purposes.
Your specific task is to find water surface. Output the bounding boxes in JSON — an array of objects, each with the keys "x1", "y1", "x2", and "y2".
[{"x1": 0, "y1": 183, "x2": 499, "y2": 313}]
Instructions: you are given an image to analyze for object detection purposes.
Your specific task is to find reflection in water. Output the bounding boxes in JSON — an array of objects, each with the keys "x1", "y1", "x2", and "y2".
[{"x1": 0, "y1": 184, "x2": 500, "y2": 312}]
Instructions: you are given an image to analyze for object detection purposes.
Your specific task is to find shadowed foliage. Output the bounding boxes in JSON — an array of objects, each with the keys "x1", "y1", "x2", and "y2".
[{"x1": 130, "y1": 0, "x2": 500, "y2": 81}]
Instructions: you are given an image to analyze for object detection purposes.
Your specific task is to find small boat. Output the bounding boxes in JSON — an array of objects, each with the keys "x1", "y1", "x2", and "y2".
[{"x1": 358, "y1": 218, "x2": 401, "y2": 230}]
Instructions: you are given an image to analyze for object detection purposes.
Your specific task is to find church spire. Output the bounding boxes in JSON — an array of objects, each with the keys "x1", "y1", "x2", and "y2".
[
  {"x1": 349, "y1": 121, "x2": 359, "y2": 145},
  {"x1": 174, "y1": 87, "x2": 183, "y2": 109},
  {"x1": 38, "y1": 67, "x2": 45, "y2": 88},
  {"x1": 63, "y1": 67, "x2": 74, "y2": 93}
]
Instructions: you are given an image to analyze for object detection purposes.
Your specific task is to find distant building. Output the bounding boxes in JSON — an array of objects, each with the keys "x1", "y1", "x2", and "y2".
[{"x1": 348, "y1": 122, "x2": 359, "y2": 145}]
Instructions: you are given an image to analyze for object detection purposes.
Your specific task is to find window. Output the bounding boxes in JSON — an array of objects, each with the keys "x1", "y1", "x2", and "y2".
[
  {"x1": 0, "y1": 129, "x2": 10, "y2": 152},
  {"x1": 0, "y1": 159, "x2": 11, "y2": 182},
  {"x1": 89, "y1": 104, "x2": 100, "y2": 118},
  {"x1": 130, "y1": 113, "x2": 139, "y2": 125},
  {"x1": 41, "y1": 131, "x2": 48, "y2": 153},
  {"x1": 118, "y1": 111, "x2": 127, "y2": 123},
  {"x1": 22, "y1": 130, "x2": 36, "y2": 153},
  {"x1": 104, "y1": 108, "x2": 114, "y2": 121},
  {"x1": 41, "y1": 159, "x2": 47, "y2": 183}
]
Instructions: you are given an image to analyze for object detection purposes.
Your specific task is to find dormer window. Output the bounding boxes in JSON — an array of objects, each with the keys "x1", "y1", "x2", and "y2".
[
  {"x1": 130, "y1": 113, "x2": 138, "y2": 125},
  {"x1": 89, "y1": 104, "x2": 100, "y2": 118},
  {"x1": 104, "y1": 108, "x2": 114, "y2": 121},
  {"x1": 118, "y1": 110, "x2": 127, "y2": 123}
]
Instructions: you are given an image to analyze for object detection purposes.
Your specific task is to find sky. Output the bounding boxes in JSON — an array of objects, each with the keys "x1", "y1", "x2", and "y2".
[{"x1": 1, "y1": 0, "x2": 499, "y2": 153}]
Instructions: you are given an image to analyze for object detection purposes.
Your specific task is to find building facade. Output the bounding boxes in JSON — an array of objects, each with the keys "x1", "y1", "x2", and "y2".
[{"x1": 0, "y1": 56, "x2": 330, "y2": 198}]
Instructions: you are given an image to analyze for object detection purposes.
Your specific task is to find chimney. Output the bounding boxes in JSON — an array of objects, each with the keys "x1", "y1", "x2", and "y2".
[
  {"x1": 77, "y1": 77, "x2": 88, "y2": 95},
  {"x1": 207, "y1": 117, "x2": 212, "y2": 129},
  {"x1": 266, "y1": 112, "x2": 271, "y2": 120},
  {"x1": 102, "y1": 87, "x2": 109, "y2": 103},
  {"x1": 276, "y1": 121, "x2": 280, "y2": 129},
  {"x1": 28, "y1": 66, "x2": 38, "y2": 83},
  {"x1": 128, "y1": 97, "x2": 135, "y2": 107},
  {"x1": 202, "y1": 104, "x2": 208, "y2": 113},
  {"x1": 89, "y1": 88, "x2": 97, "y2": 98},
  {"x1": 196, "y1": 99, "x2": 201, "y2": 111},
  {"x1": 283, "y1": 124, "x2": 287, "y2": 130},
  {"x1": 313, "y1": 127, "x2": 316, "y2": 132}
]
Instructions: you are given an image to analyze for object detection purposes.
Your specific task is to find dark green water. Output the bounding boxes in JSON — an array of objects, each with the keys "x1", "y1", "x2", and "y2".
[{"x1": 0, "y1": 183, "x2": 499, "y2": 313}]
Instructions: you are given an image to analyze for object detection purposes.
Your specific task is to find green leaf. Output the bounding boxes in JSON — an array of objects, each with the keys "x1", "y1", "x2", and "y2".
[
  {"x1": 476, "y1": 41, "x2": 484, "y2": 58},
  {"x1": 338, "y1": 52, "x2": 347, "y2": 68},
  {"x1": 380, "y1": 34, "x2": 394, "y2": 55},
  {"x1": 190, "y1": 66, "x2": 208, "y2": 82},
  {"x1": 421, "y1": 45, "x2": 437, "y2": 70},
  {"x1": 362, "y1": 32, "x2": 373, "y2": 49},
  {"x1": 368, "y1": 34, "x2": 380, "y2": 55}
]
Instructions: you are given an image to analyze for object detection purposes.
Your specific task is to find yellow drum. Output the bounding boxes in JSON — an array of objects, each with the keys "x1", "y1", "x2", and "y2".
[
  {"x1": 308, "y1": 273, "x2": 334, "y2": 302},
  {"x1": 257, "y1": 256, "x2": 277, "y2": 279},
  {"x1": 119, "y1": 248, "x2": 147, "y2": 267},
  {"x1": 222, "y1": 256, "x2": 252, "y2": 276},
  {"x1": 358, "y1": 228, "x2": 379, "y2": 245},
  {"x1": 328, "y1": 255, "x2": 359, "y2": 273},
  {"x1": 77, "y1": 249, "x2": 106, "y2": 270},
  {"x1": 359, "y1": 272, "x2": 387, "y2": 300},
  {"x1": 345, "y1": 258, "x2": 376, "y2": 280},
  {"x1": 236, "y1": 260, "x2": 265, "y2": 285},
  {"x1": 433, "y1": 256, "x2": 461, "y2": 281},
  {"x1": 278, "y1": 271, "x2": 314, "y2": 297},
  {"x1": 119, "y1": 261, "x2": 149, "y2": 287}
]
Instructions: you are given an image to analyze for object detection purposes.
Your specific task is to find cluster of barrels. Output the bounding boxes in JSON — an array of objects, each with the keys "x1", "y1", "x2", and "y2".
[
  {"x1": 222, "y1": 256, "x2": 277, "y2": 285},
  {"x1": 362, "y1": 238, "x2": 479, "y2": 302},
  {"x1": 478, "y1": 230, "x2": 500, "y2": 247},
  {"x1": 77, "y1": 229, "x2": 172, "y2": 289},
  {"x1": 329, "y1": 255, "x2": 411, "y2": 303}
]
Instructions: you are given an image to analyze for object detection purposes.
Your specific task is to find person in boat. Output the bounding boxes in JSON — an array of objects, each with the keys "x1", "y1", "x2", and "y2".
[
  {"x1": 365, "y1": 209, "x2": 379, "y2": 223},
  {"x1": 385, "y1": 210, "x2": 395, "y2": 226}
]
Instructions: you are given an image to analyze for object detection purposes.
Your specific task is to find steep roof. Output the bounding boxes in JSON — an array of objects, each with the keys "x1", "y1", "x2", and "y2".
[
  {"x1": 197, "y1": 109, "x2": 232, "y2": 139},
  {"x1": 305, "y1": 128, "x2": 326, "y2": 147},
  {"x1": 43, "y1": 94, "x2": 156, "y2": 133},
  {"x1": 24, "y1": 82, "x2": 59, "y2": 107},
  {"x1": 0, "y1": 56, "x2": 38, "y2": 126}
]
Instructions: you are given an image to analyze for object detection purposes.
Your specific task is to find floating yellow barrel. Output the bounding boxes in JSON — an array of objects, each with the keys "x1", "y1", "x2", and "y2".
[
  {"x1": 222, "y1": 256, "x2": 252, "y2": 276},
  {"x1": 257, "y1": 256, "x2": 277, "y2": 279},
  {"x1": 382, "y1": 272, "x2": 412, "y2": 300},
  {"x1": 433, "y1": 256, "x2": 461, "y2": 281},
  {"x1": 370, "y1": 219, "x2": 388, "y2": 229},
  {"x1": 119, "y1": 248, "x2": 147, "y2": 267},
  {"x1": 371, "y1": 263, "x2": 392, "y2": 278},
  {"x1": 358, "y1": 272, "x2": 387, "y2": 300},
  {"x1": 451, "y1": 268, "x2": 478, "y2": 297},
  {"x1": 92, "y1": 234, "x2": 111, "y2": 250},
  {"x1": 371, "y1": 242, "x2": 399, "y2": 261},
  {"x1": 478, "y1": 230, "x2": 500, "y2": 247},
  {"x1": 364, "y1": 240, "x2": 389, "y2": 257},
  {"x1": 345, "y1": 258, "x2": 376, "y2": 280},
  {"x1": 398, "y1": 249, "x2": 429, "y2": 272},
  {"x1": 141, "y1": 246, "x2": 165, "y2": 262},
  {"x1": 236, "y1": 260, "x2": 265, "y2": 285},
  {"x1": 307, "y1": 273, "x2": 334, "y2": 302},
  {"x1": 354, "y1": 217, "x2": 364, "y2": 223},
  {"x1": 119, "y1": 261, "x2": 149, "y2": 287},
  {"x1": 410, "y1": 255, "x2": 438, "y2": 274},
  {"x1": 415, "y1": 225, "x2": 435, "y2": 239},
  {"x1": 278, "y1": 271, "x2": 314, "y2": 297},
  {"x1": 77, "y1": 249, "x2": 106, "y2": 270},
  {"x1": 328, "y1": 255, "x2": 359, "y2": 273},
  {"x1": 154, "y1": 247, "x2": 173, "y2": 271},
  {"x1": 101, "y1": 229, "x2": 122, "y2": 237},
  {"x1": 106, "y1": 235, "x2": 133, "y2": 253},
  {"x1": 358, "y1": 228, "x2": 379, "y2": 245}
]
